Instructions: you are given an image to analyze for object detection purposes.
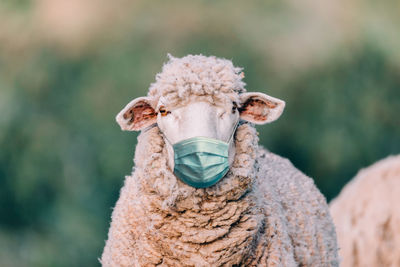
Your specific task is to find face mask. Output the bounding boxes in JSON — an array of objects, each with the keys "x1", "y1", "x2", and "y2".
[{"x1": 163, "y1": 121, "x2": 239, "y2": 188}]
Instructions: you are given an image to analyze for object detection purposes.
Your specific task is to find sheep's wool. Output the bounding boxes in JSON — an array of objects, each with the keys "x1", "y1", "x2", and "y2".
[
  {"x1": 330, "y1": 155, "x2": 400, "y2": 267},
  {"x1": 148, "y1": 54, "x2": 245, "y2": 109},
  {"x1": 101, "y1": 54, "x2": 339, "y2": 266}
]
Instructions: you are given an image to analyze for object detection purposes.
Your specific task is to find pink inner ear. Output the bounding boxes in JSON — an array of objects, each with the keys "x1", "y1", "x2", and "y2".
[
  {"x1": 240, "y1": 98, "x2": 277, "y2": 122},
  {"x1": 122, "y1": 101, "x2": 157, "y2": 130}
]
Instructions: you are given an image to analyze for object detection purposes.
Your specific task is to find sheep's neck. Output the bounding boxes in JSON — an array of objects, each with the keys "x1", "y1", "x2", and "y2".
[
  {"x1": 133, "y1": 124, "x2": 262, "y2": 265},
  {"x1": 139, "y1": 191, "x2": 263, "y2": 266}
]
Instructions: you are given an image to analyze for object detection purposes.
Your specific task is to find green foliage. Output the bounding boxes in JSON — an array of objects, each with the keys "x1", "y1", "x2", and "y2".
[
  {"x1": 262, "y1": 45, "x2": 400, "y2": 200},
  {"x1": 0, "y1": 1, "x2": 399, "y2": 266}
]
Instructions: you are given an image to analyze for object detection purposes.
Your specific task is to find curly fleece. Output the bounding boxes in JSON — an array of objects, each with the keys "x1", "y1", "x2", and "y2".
[
  {"x1": 101, "y1": 55, "x2": 339, "y2": 266},
  {"x1": 330, "y1": 155, "x2": 400, "y2": 267},
  {"x1": 147, "y1": 54, "x2": 245, "y2": 109}
]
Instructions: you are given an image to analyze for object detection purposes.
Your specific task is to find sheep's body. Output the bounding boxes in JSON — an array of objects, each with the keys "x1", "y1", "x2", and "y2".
[
  {"x1": 101, "y1": 124, "x2": 338, "y2": 266},
  {"x1": 330, "y1": 155, "x2": 400, "y2": 267},
  {"x1": 101, "y1": 54, "x2": 338, "y2": 266}
]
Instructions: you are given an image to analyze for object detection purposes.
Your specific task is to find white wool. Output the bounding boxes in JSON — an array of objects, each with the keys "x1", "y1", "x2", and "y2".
[
  {"x1": 148, "y1": 54, "x2": 246, "y2": 109},
  {"x1": 101, "y1": 54, "x2": 339, "y2": 266},
  {"x1": 330, "y1": 155, "x2": 400, "y2": 267}
]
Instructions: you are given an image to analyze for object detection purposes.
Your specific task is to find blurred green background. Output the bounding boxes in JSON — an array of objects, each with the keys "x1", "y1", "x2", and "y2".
[{"x1": 0, "y1": 0, "x2": 399, "y2": 266}]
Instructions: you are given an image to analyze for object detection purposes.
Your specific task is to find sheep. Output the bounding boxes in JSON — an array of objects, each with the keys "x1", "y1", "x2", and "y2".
[
  {"x1": 330, "y1": 155, "x2": 400, "y2": 267},
  {"x1": 101, "y1": 54, "x2": 339, "y2": 266}
]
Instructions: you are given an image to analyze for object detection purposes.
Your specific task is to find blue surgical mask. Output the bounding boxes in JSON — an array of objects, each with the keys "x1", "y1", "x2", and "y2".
[{"x1": 163, "y1": 122, "x2": 239, "y2": 188}]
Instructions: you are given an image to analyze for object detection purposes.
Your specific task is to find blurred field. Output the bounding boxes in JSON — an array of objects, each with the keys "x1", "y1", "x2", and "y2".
[{"x1": 0, "y1": 0, "x2": 399, "y2": 266}]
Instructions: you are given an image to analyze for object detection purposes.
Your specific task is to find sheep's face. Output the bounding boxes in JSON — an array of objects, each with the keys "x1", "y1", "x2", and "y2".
[
  {"x1": 116, "y1": 92, "x2": 285, "y2": 174},
  {"x1": 156, "y1": 99, "x2": 240, "y2": 170}
]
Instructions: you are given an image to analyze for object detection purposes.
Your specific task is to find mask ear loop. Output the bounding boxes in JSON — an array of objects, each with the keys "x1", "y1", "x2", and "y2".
[
  {"x1": 160, "y1": 129, "x2": 174, "y2": 146},
  {"x1": 226, "y1": 119, "x2": 240, "y2": 144},
  {"x1": 155, "y1": 98, "x2": 175, "y2": 146}
]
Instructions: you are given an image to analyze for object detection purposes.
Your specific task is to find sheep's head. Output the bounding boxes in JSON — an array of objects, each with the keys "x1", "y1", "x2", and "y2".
[{"x1": 116, "y1": 55, "x2": 285, "y2": 187}]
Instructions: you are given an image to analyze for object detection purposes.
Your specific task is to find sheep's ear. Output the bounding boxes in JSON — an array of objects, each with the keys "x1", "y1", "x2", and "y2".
[
  {"x1": 116, "y1": 97, "x2": 157, "y2": 131},
  {"x1": 239, "y1": 92, "x2": 285, "y2": 124}
]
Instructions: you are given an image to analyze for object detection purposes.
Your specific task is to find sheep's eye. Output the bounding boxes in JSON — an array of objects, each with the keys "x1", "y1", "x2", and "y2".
[
  {"x1": 159, "y1": 106, "x2": 169, "y2": 116},
  {"x1": 232, "y1": 102, "x2": 238, "y2": 113}
]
